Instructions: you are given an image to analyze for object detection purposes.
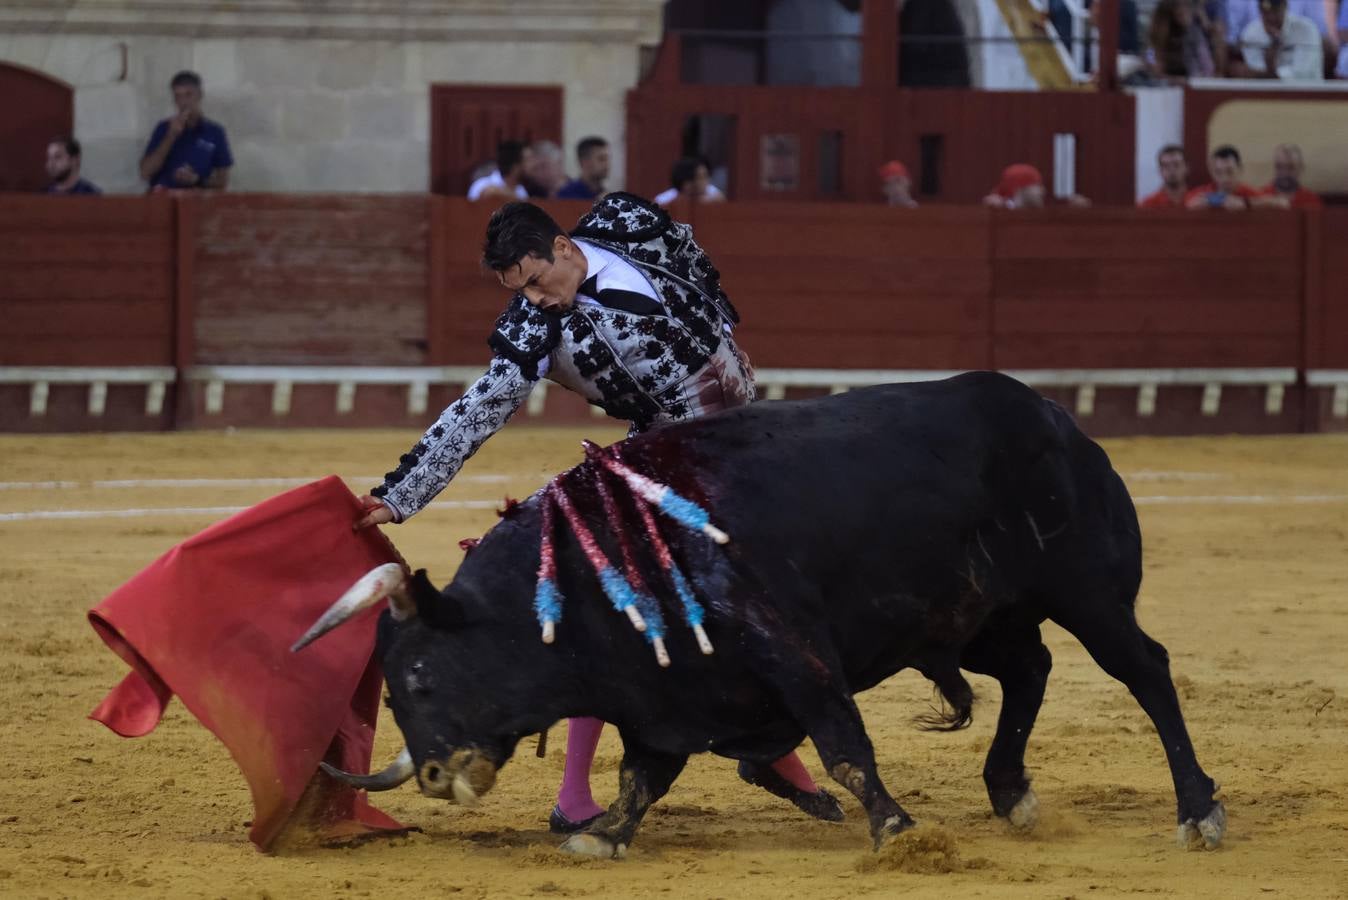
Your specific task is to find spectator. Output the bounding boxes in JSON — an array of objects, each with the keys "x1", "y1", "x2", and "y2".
[
  {"x1": 1139, "y1": 144, "x2": 1190, "y2": 208},
  {"x1": 983, "y1": 164, "x2": 1047, "y2": 208},
  {"x1": 468, "y1": 141, "x2": 531, "y2": 202},
  {"x1": 878, "y1": 160, "x2": 918, "y2": 207},
  {"x1": 140, "y1": 71, "x2": 232, "y2": 191},
  {"x1": 1230, "y1": 0, "x2": 1324, "y2": 79},
  {"x1": 45, "y1": 138, "x2": 100, "y2": 195},
  {"x1": 1147, "y1": 0, "x2": 1222, "y2": 77},
  {"x1": 525, "y1": 140, "x2": 568, "y2": 199},
  {"x1": 1185, "y1": 144, "x2": 1259, "y2": 209},
  {"x1": 1225, "y1": 0, "x2": 1331, "y2": 52},
  {"x1": 983, "y1": 164, "x2": 1090, "y2": 208},
  {"x1": 556, "y1": 137, "x2": 611, "y2": 201},
  {"x1": 653, "y1": 157, "x2": 726, "y2": 207},
  {"x1": 1253, "y1": 143, "x2": 1323, "y2": 207},
  {"x1": 1337, "y1": 0, "x2": 1348, "y2": 76}
]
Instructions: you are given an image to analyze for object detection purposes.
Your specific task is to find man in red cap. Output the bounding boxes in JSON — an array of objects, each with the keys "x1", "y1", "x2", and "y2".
[
  {"x1": 878, "y1": 160, "x2": 918, "y2": 207},
  {"x1": 984, "y1": 163, "x2": 1046, "y2": 208},
  {"x1": 984, "y1": 163, "x2": 1089, "y2": 208}
]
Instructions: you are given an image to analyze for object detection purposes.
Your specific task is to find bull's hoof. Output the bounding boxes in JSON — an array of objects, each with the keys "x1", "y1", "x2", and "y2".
[
  {"x1": 872, "y1": 813, "x2": 916, "y2": 850},
  {"x1": 1176, "y1": 801, "x2": 1226, "y2": 850},
  {"x1": 1006, "y1": 787, "x2": 1040, "y2": 830},
  {"x1": 559, "y1": 833, "x2": 626, "y2": 860}
]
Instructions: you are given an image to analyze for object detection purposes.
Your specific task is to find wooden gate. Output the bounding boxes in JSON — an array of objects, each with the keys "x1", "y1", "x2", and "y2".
[
  {"x1": 429, "y1": 85, "x2": 564, "y2": 195},
  {"x1": 0, "y1": 63, "x2": 74, "y2": 192}
]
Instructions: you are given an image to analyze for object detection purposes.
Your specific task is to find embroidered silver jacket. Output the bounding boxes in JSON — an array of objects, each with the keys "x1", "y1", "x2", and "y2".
[{"x1": 371, "y1": 193, "x2": 753, "y2": 522}]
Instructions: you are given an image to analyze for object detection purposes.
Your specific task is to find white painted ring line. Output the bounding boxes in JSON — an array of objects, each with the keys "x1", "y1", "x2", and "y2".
[
  {"x1": 0, "y1": 474, "x2": 515, "y2": 491},
  {"x1": 0, "y1": 499, "x2": 506, "y2": 522},
  {"x1": 0, "y1": 471, "x2": 1225, "y2": 491},
  {"x1": 3, "y1": 494, "x2": 1347, "y2": 522}
]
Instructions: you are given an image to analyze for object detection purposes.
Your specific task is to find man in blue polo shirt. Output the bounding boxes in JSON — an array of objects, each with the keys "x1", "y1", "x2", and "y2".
[
  {"x1": 555, "y1": 136, "x2": 610, "y2": 200},
  {"x1": 140, "y1": 70, "x2": 233, "y2": 191}
]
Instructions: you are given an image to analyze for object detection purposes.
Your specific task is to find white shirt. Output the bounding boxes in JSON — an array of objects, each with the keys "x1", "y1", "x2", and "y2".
[
  {"x1": 467, "y1": 169, "x2": 528, "y2": 201},
  {"x1": 1226, "y1": 0, "x2": 1328, "y2": 39},
  {"x1": 1240, "y1": 12, "x2": 1324, "y2": 80},
  {"x1": 653, "y1": 183, "x2": 725, "y2": 207},
  {"x1": 534, "y1": 240, "x2": 660, "y2": 378}
]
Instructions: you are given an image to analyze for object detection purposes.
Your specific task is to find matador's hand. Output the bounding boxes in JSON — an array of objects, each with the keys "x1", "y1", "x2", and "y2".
[{"x1": 354, "y1": 495, "x2": 395, "y2": 529}]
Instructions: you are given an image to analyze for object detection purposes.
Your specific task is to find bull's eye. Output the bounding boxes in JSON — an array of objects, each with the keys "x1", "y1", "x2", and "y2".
[{"x1": 406, "y1": 661, "x2": 433, "y2": 696}]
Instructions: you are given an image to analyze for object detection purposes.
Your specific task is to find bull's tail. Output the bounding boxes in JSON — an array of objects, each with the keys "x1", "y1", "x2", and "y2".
[{"x1": 913, "y1": 666, "x2": 975, "y2": 732}]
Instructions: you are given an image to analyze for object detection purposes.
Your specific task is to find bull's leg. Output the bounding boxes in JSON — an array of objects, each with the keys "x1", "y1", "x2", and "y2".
[
  {"x1": 797, "y1": 694, "x2": 914, "y2": 848},
  {"x1": 960, "y1": 619, "x2": 1052, "y2": 828},
  {"x1": 558, "y1": 743, "x2": 686, "y2": 860},
  {"x1": 1050, "y1": 602, "x2": 1225, "y2": 849}
]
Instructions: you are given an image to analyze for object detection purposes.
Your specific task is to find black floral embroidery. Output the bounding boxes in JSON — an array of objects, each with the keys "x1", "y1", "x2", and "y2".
[
  {"x1": 487, "y1": 297, "x2": 562, "y2": 380},
  {"x1": 375, "y1": 192, "x2": 753, "y2": 519}
]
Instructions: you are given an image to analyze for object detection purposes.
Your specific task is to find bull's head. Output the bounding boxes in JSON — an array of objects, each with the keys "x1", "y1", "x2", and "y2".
[{"x1": 292, "y1": 563, "x2": 531, "y2": 807}]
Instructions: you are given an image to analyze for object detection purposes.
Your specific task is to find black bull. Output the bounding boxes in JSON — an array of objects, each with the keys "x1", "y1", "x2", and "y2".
[{"x1": 304, "y1": 373, "x2": 1226, "y2": 858}]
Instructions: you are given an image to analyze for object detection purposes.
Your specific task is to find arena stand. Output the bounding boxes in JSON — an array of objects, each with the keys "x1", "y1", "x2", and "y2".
[{"x1": 0, "y1": 194, "x2": 1344, "y2": 436}]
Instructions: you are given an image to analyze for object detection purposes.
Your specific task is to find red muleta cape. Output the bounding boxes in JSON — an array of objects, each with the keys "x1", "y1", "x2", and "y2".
[{"x1": 87, "y1": 476, "x2": 404, "y2": 850}]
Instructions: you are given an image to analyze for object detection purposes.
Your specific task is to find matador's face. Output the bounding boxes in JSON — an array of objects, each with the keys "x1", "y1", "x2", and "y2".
[{"x1": 497, "y1": 235, "x2": 588, "y2": 313}]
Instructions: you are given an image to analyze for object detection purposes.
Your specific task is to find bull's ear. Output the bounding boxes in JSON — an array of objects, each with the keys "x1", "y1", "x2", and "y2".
[{"x1": 411, "y1": 569, "x2": 466, "y2": 629}]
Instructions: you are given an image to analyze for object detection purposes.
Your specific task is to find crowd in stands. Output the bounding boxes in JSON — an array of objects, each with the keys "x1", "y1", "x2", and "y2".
[
  {"x1": 1137, "y1": 141, "x2": 1322, "y2": 208},
  {"x1": 38, "y1": 66, "x2": 1329, "y2": 212},
  {"x1": 45, "y1": 69, "x2": 231, "y2": 197},
  {"x1": 1142, "y1": 0, "x2": 1348, "y2": 80}
]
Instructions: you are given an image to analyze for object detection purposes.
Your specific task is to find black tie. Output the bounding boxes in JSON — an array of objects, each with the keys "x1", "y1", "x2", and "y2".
[{"x1": 579, "y1": 275, "x2": 663, "y2": 317}]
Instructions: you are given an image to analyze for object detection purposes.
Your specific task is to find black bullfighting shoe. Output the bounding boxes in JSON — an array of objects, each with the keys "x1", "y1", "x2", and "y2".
[
  {"x1": 549, "y1": 804, "x2": 604, "y2": 835},
  {"x1": 736, "y1": 760, "x2": 847, "y2": 823}
]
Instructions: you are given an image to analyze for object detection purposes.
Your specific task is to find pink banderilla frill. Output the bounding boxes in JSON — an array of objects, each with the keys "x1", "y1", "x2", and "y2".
[{"x1": 528, "y1": 442, "x2": 728, "y2": 666}]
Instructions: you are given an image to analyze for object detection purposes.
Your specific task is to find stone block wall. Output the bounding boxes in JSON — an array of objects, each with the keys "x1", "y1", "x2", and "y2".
[{"x1": 0, "y1": 1, "x2": 662, "y2": 194}]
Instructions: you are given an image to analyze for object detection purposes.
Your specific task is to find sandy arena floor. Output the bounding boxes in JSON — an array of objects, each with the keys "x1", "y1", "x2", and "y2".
[{"x1": 0, "y1": 426, "x2": 1345, "y2": 899}]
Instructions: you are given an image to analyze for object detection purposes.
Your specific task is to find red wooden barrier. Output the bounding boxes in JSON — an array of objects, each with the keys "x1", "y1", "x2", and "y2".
[
  {"x1": 990, "y1": 208, "x2": 1303, "y2": 369},
  {"x1": 0, "y1": 196, "x2": 176, "y2": 366},
  {"x1": 688, "y1": 202, "x2": 992, "y2": 369},
  {"x1": 1, "y1": 195, "x2": 1342, "y2": 435},
  {"x1": 191, "y1": 194, "x2": 430, "y2": 366},
  {"x1": 625, "y1": 85, "x2": 1137, "y2": 205}
]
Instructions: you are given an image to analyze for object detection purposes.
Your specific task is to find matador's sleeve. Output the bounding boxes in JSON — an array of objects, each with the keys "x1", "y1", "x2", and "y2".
[{"x1": 370, "y1": 357, "x2": 536, "y2": 522}]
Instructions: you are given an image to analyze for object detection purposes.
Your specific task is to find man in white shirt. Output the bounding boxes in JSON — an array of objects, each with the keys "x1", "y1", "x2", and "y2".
[
  {"x1": 1235, "y1": 0, "x2": 1324, "y2": 79},
  {"x1": 467, "y1": 140, "x2": 532, "y2": 202},
  {"x1": 653, "y1": 157, "x2": 726, "y2": 207},
  {"x1": 1225, "y1": 0, "x2": 1329, "y2": 43}
]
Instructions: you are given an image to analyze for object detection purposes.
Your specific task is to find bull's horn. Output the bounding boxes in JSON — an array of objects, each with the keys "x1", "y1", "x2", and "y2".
[
  {"x1": 319, "y1": 748, "x2": 414, "y2": 791},
  {"x1": 290, "y1": 562, "x2": 415, "y2": 652}
]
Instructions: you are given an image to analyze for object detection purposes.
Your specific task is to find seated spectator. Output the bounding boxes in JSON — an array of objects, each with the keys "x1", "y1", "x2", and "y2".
[
  {"x1": 1185, "y1": 144, "x2": 1259, "y2": 209},
  {"x1": 45, "y1": 137, "x2": 100, "y2": 195},
  {"x1": 984, "y1": 164, "x2": 1090, "y2": 208},
  {"x1": 1225, "y1": 0, "x2": 1331, "y2": 49},
  {"x1": 557, "y1": 137, "x2": 611, "y2": 201},
  {"x1": 653, "y1": 157, "x2": 725, "y2": 207},
  {"x1": 984, "y1": 164, "x2": 1046, "y2": 208},
  {"x1": 878, "y1": 160, "x2": 918, "y2": 208},
  {"x1": 1253, "y1": 143, "x2": 1323, "y2": 207},
  {"x1": 468, "y1": 141, "x2": 531, "y2": 202},
  {"x1": 140, "y1": 71, "x2": 232, "y2": 191},
  {"x1": 1337, "y1": 0, "x2": 1348, "y2": 76},
  {"x1": 525, "y1": 140, "x2": 567, "y2": 199},
  {"x1": 1147, "y1": 0, "x2": 1222, "y2": 78},
  {"x1": 1139, "y1": 144, "x2": 1190, "y2": 208},
  {"x1": 1229, "y1": 0, "x2": 1324, "y2": 79}
]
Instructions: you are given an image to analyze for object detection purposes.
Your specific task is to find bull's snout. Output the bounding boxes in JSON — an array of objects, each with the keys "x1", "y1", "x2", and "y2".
[{"x1": 417, "y1": 749, "x2": 497, "y2": 806}]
